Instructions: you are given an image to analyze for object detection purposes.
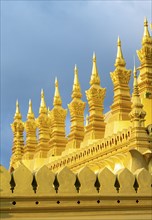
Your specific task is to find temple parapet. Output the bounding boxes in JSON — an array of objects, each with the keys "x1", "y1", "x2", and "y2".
[
  {"x1": 1, "y1": 164, "x2": 152, "y2": 196},
  {"x1": 1, "y1": 164, "x2": 152, "y2": 219}
]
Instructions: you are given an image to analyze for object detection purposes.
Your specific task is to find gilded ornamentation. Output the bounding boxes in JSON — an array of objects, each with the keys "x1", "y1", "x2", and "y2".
[
  {"x1": 39, "y1": 89, "x2": 47, "y2": 114},
  {"x1": 67, "y1": 65, "x2": 85, "y2": 149},
  {"x1": 50, "y1": 108, "x2": 67, "y2": 121},
  {"x1": 109, "y1": 37, "x2": 132, "y2": 122},
  {"x1": 68, "y1": 101, "x2": 85, "y2": 116},
  {"x1": 48, "y1": 78, "x2": 67, "y2": 155},
  {"x1": 137, "y1": 46, "x2": 152, "y2": 64},
  {"x1": 129, "y1": 65, "x2": 146, "y2": 126},
  {"x1": 86, "y1": 86, "x2": 106, "y2": 103},
  {"x1": 114, "y1": 37, "x2": 126, "y2": 67},
  {"x1": 10, "y1": 101, "x2": 24, "y2": 170},
  {"x1": 11, "y1": 121, "x2": 24, "y2": 133},
  {"x1": 53, "y1": 78, "x2": 62, "y2": 106},
  {"x1": 72, "y1": 65, "x2": 82, "y2": 99},
  {"x1": 84, "y1": 54, "x2": 106, "y2": 140},
  {"x1": 9, "y1": 19, "x2": 152, "y2": 173},
  {"x1": 136, "y1": 18, "x2": 152, "y2": 96},
  {"x1": 110, "y1": 68, "x2": 131, "y2": 84},
  {"x1": 90, "y1": 53, "x2": 100, "y2": 86},
  {"x1": 24, "y1": 100, "x2": 37, "y2": 158}
]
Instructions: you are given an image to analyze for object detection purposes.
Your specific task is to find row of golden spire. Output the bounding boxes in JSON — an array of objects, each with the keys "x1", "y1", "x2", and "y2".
[{"x1": 14, "y1": 18, "x2": 151, "y2": 121}]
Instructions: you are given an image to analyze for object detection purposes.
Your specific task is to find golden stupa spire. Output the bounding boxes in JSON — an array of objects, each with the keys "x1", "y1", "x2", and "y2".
[
  {"x1": 67, "y1": 65, "x2": 86, "y2": 150},
  {"x1": 141, "y1": 17, "x2": 152, "y2": 46},
  {"x1": 72, "y1": 64, "x2": 82, "y2": 99},
  {"x1": 53, "y1": 77, "x2": 62, "y2": 106},
  {"x1": 136, "y1": 17, "x2": 152, "y2": 101},
  {"x1": 129, "y1": 64, "x2": 146, "y2": 128},
  {"x1": 39, "y1": 89, "x2": 47, "y2": 114},
  {"x1": 10, "y1": 100, "x2": 24, "y2": 170},
  {"x1": 85, "y1": 53, "x2": 106, "y2": 140},
  {"x1": 27, "y1": 99, "x2": 35, "y2": 119},
  {"x1": 90, "y1": 52, "x2": 100, "y2": 86},
  {"x1": 14, "y1": 100, "x2": 22, "y2": 120},
  {"x1": 115, "y1": 36, "x2": 126, "y2": 67},
  {"x1": 143, "y1": 17, "x2": 150, "y2": 37},
  {"x1": 24, "y1": 99, "x2": 37, "y2": 160}
]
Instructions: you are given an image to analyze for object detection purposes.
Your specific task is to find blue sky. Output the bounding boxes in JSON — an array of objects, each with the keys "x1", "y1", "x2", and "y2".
[{"x1": 1, "y1": 0, "x2": 151, "y2": 169}]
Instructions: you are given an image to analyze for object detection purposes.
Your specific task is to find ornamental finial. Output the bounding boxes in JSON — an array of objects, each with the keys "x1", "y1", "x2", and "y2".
[
  {"x1": 143, "y1": 17, "x2": 150, "y2": 38},
  {"x1": 27, "y1": 99, "x2": 35, "y2": 119},
  {"x1": 72, "y1": 64, "x2": 82, "y2": 99},
  {"x1": 53, "y1": 77, "x2": 62, "y2": 106},
  {"x1": 14, "y1": 100, "x2": 22, "y2": 120},
  {"x1": 115, "y1": 36, "x2": 126, "y2": 67},
  {"x1": 90, "y1": 52, "x2": 100, "y2": 86},
  {"x1": 39, "y1": 89, "x2": 47, "y2": 113}
]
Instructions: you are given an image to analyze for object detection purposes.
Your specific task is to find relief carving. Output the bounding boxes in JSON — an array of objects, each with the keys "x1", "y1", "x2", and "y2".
[
  {"x1": 110, "y1": 68, "x2": 131, "y2": 84},
  {"x1": 50, "y1": 108, "x2": 67, "y2": 121},
  {"x1": 68, "y1": 101, "x2": 85, "y2": 116},
  {"x1": 86, "y1": 86, "x2": 106, "y2": 103}
]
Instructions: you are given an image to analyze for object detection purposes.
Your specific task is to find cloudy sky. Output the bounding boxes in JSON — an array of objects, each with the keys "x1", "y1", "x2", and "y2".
[{"x1": 1, "y1": 0, "x2": 151, "y2": 169}]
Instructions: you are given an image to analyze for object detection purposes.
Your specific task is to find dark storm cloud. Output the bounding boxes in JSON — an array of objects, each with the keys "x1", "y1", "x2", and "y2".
[{"x1": 1, "y1": 0, "x2": 151, "y2": 168}]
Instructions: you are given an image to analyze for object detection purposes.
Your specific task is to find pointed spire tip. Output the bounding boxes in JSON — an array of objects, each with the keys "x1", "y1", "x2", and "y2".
[
  {"x1": 14, "y1": 99, "x2": 21, "y2": 119},
  {"x1": 117, "y1": 36, "x2": 121, "y2": 45},
  {"x1": 133, "y1": 64, "x2": 136, "y2": 74},
  {"x1": 93, "y1": 52, "x2": 96, "y2": 59},
  {"x1": 53, "y1": 77, "x2": 62, "y2": 106},
  {"x1": 144, "y1": 17, "x2": 148, "y2": 24},
  {"x1": 41, "y1": 89, "x2": 44, "y2": 96}
]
